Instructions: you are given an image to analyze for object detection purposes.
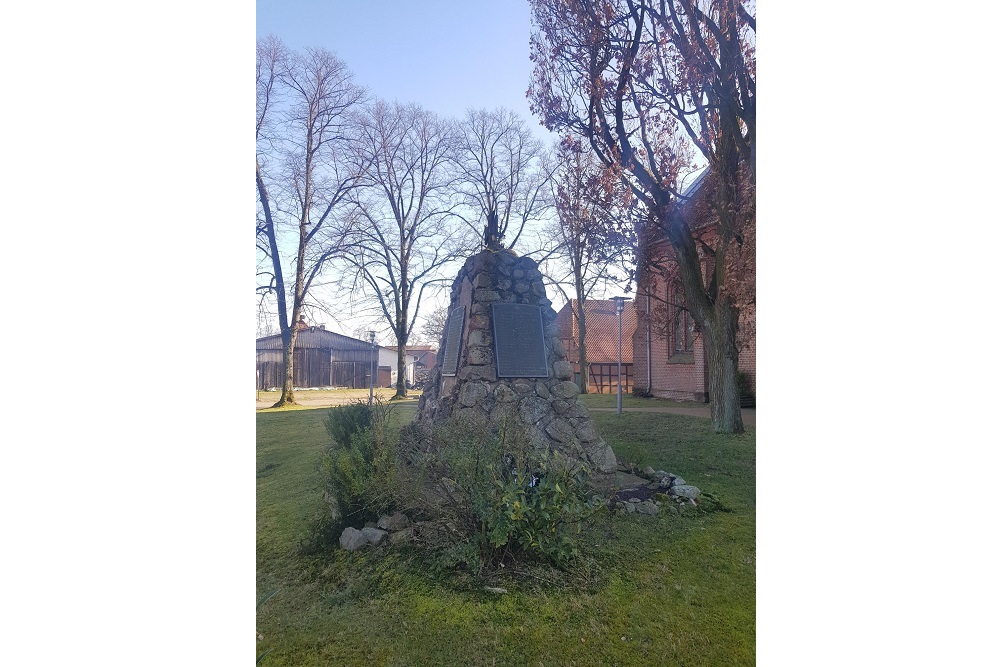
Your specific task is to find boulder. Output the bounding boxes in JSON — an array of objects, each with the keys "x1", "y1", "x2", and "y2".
[
  {"x1": 377, "y1": 512, "x2": 411, "y2": 531},
  {"x1": 670, "y1": 484, "x2": 701, "y2": 500},
  {"x1": 361, "y1": 527, "x2": 388, "y2": 546},
  {"x1": 389, "y1": 527, "x2": 414, "y2": 545},
  {"x1": 339, "y1": 527, "x2": 368, "y2": 551}
]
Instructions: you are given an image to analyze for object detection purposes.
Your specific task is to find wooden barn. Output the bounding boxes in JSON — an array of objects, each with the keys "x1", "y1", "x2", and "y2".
[{"x1": 256, "y1": 325, "x2": 379, "y2": 390}]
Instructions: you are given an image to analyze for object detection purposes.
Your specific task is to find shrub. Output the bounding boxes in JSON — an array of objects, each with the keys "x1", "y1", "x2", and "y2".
[
  {"x1": 320, "y1": 399, "x2": 397, "y2": 531},
  {"x1": 401, "y1": 409, "x2": 602, "y2": 571},
  {"x1": 324, "y1": 402, "x2": 372, "y2": 449}
]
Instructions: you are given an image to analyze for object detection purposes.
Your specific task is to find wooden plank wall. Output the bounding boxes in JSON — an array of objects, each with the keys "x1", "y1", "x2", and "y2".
[{"x1": 256, "y1": 350, "x2": 376, "y2": 389}]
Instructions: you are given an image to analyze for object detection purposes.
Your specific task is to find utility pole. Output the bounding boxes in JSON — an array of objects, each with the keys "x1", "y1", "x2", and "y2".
[
  {"x1": 369, "y1": 331, "x2": 376, "y2": 406},
  {"x1": 611, "y1": 297, "x2": 627, "y2": 414}
]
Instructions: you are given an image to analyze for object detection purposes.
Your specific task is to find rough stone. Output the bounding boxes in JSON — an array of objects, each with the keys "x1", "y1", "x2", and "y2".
[
  {"x1": 468, "y1": 330, "x2": 490, "y2": 347},
  {"x1": 575, "y1": 422, "x2": 599, "y2": 443},
  {"x1": 473, "y1": 272, "x2": 492, "y2": 289},
  {"x1": 459, "y1": 365, "x2": 497, "y2": 382},
  {"x1": 389, "y1": 527, "x2": 414, "y2": 545},
  {"x1": 551, "y1": 380, "x2": 581, "y2": 400},
  {"x1": 513, "y1": 269, "x2": 525, "y2": 279},
  {"x1": 494, "y1": 384, "x2": 517, "y2": 403},
  {"x1": 519, "y1": 396, "x2": 550, "y2": 425},
  {"x1": 584, "y1": 439, "x2": 618, "y2": 474},
  {"x1": 459, "y1": 382, "x2": 489, "y2": 407},
  {"x1": 545, "y1": 418, "x2": 575, "y2": 443},
  {"x1": 361, "y1": 527, "x2": 388, "y2": 546},
  {"x1": 550, "y1": 399, "x2": 569, "y2": 414},
  {"x1": 670, "y1": 484, "x2": 701, "y2": 500},
  {"x1": 475, "y1": 288, "x2": 501, "y2": 302},
  {"x1": 641, "y1": 466, "x2": 656, "y2": 478},
  {"x1": 377, "y1": 512, "x2": 411, "y2": 531},
  {"x1": 467, "y1": 346, "x2": 493, "y2": 366},
  {"x1": 552, "y1": 339, "x2": 566, "y2": 358},
  {"x1": 339, "y1": 527, "x2": 368, "y2": 551},
  {"x1": 553, "y1": 360, "x2": 574, "y2": 381},
  {"x1": 636, "y1": 501, "x2": 659, "y2": 516}
]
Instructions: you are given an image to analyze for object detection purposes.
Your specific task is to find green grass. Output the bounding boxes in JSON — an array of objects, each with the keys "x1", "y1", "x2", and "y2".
[
  {"x1": 578, "y1": 392, "x2": 704, "y2": 410},
  {"x1": 257, "y1": 403, "x2": 755, "y2": 666},
  {"x1": 257, "y1": 388, "x2": 421, "y2": 411}
]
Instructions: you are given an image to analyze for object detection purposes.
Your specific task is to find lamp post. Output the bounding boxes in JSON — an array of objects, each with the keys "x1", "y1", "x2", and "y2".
[
  {"x1": 368, "y1": 331, "x2": 376, "y2": 406},
  {"x1": 611, "y1": 297, "x2": 627, "y2": 414}
]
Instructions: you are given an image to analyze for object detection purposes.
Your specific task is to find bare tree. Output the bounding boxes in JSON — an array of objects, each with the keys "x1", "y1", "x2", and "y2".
[
  {"x1": 417, "y1": 306, "x2": 449, "y2": 347},
  {"x1": 256, "y1": 37, "x2": 368, "y2": 407},
  {"x1": 454, "y1": 107, "x2": 555, "y2": 252},
  {"x1": 346, "y1": 101, "x2": 475, "y2": 398},
  {"x1": 542, "y1": 137, "x2": 633, "y2": 392},
  {"x1": 528, "y1": 0, "x2": 755, "y2": 432}
]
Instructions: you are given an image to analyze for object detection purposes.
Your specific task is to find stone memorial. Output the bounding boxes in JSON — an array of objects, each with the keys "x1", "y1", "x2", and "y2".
[{"x1": 416, "y1": 247, "x2": 617, "y2": 474}]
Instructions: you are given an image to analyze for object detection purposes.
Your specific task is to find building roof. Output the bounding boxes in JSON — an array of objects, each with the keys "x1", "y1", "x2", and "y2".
[
  {"x1": 256, "y1": 327, "x2": 376, "y2": 352},
  {"x1": 555, "y1": 299, "x2": 637, "y2": 364}
]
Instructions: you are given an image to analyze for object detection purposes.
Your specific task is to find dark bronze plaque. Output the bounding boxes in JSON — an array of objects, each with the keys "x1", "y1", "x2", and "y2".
[
  {"x1": 492, "y1": 304, "x2": 549, "y2": 378},
  {"x1": 440, "y1": 305, "x2": 465, "y2": 376}
]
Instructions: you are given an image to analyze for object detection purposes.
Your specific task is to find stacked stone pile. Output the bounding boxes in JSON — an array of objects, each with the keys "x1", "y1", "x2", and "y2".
[
  {"x1": 416, "y1": 249, "x2": 617, "y2": 474},
  {"x1": 339, "y1": 512, "x2": 414, "y2": 551}
]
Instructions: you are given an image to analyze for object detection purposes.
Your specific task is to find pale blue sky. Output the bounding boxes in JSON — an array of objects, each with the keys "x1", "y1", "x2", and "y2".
[{"x1": 256, "y1": 0, "x2": 556, "y2": 144}]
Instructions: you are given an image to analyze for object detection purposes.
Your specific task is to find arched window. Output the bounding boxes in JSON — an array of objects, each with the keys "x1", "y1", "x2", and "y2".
[{"x1": 667, "y1": 278, "x2": 695, "y2": 357}]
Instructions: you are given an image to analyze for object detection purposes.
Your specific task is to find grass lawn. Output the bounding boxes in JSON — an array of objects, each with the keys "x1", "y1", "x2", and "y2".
[
  {"x1": 257, "y1": 402, "x2": 755, "y2": 666},
  {"x1": 577, "y1": 392, "x2": 707, "y2": 410},
  {"x1": 257, "y1": 388, "x2": 422, "y2": 410}
]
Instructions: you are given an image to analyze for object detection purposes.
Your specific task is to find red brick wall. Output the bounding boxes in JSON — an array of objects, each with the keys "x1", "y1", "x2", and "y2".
[{"x1": 632, "y1": 239, "x2": 754, "y2": 404}]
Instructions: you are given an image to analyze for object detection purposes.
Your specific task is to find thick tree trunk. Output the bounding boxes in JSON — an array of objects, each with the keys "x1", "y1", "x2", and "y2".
[
  {"x1": 274, "y1": 326, "x2": 298, "y2": 407},
  {"x1": 703, "y1": 298, "x2": 744, "y2": 434},
  {"x1": 394, "y1": 338, "x2": 407, "y2": 398},
  {"x1": 578, "y1": 308, "x2": 588, "y2": 394}
]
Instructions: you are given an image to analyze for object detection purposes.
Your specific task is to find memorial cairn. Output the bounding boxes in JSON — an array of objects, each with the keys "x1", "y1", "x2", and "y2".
[{"x1": 413, "y1": 215, "x2": 617, "y2": 477}]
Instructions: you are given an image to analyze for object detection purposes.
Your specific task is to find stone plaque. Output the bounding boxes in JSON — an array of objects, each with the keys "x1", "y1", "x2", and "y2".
[
  {"x1": 492, "y1": 304, "x2": 549, "y2": 378},
  {"x1": 440, "y1": 305, "x2": 465, "y2": 376}
]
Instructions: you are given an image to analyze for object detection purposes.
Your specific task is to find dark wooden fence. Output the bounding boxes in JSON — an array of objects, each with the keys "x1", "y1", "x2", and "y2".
[{"x1": 587, "y1": 362, "x2": 633, "y2": 394}]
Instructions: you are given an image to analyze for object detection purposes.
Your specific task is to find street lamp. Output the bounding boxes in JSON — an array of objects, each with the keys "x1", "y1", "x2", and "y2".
[
  {"x1": 610, "y1": 296, "x2": 629, "y2": 415},
  {"x1": 368, "y1": 331, "x2": 376, "y2": 406}
]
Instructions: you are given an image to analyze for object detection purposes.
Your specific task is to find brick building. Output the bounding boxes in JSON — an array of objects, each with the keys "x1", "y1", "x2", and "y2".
[
  {"x1": 631, "y1": 170, "x2": 755, "y2": 404},
  {"x1": 554, "y1": 299, "x2": 637, "y2": 393}
]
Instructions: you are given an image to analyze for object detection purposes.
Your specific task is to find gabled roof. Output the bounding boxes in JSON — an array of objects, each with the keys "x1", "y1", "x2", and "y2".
[{"x1": 256, "y1": 328, "x2": 375, "y2": 351}]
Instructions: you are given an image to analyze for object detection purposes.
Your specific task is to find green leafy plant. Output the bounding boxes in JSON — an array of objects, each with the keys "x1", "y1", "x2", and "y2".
[
  {"x1": 403, "y1": 409, "x2": 602, "y2": 570},
  {"x1": 483, "y1": 459, "x2": 603, "y2": 568}
]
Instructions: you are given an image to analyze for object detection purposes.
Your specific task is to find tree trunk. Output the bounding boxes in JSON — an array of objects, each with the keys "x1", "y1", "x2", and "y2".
[
  {"x1": 394, "y1": 338, "x2": 408, "y2": 399},
  {"x1": 577, "y1": 308, "x2": 588, "y2": 394},
  {"x1": 703, "y1": 298, "x2": 744, "y2": 434},
  {"x1": 274, "y1": 326, "x2": 298, "y2": 407}
]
